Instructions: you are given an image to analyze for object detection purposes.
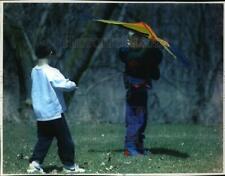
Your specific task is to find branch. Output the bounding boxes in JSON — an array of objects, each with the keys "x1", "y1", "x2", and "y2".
[
  {"x1": 81, "y1": 72, "x2": 121, "y2": 95},
  {"x1": 64, "y1": 4, "x2": 118, "y2": 104},
  {"x1": 160, "y1": 74, "x2": 193, "y2": 97},
  {"x1": 77, "y1": 4, "x2": 127, "y2": 85},
  {"x1": 89, "y1": 4, "x2": 127, "y2": 66},
  {"x1": 22, "y1": 29, "x2": 37, "y2": 61},
  {"x1": 33, "y1": 4, "x2": 50, "y2": 46}
]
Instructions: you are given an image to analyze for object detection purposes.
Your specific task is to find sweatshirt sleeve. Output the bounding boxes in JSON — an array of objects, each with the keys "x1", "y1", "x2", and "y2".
[{"x1": 47, "y1": 68, "x2": 76, "y2": 92}]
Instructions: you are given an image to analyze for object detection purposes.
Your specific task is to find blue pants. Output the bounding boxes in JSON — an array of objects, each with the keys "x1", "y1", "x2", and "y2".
[
  {"x1": 30, "y1": 114, "x2": 75, "y2": 166},
  {"x1": 125, "y1": 87, "x2": 148, "y2": 155}
]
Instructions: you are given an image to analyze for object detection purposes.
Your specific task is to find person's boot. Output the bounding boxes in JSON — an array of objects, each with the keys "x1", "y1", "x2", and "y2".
[{"x1": 124, "y1": 142, "x2": 142, "y2": 156}]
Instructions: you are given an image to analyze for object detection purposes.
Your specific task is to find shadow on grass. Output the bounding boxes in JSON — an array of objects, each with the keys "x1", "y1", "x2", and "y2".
[
  {"x1": 88, "y1": 147, "x2": 189, "y2": 159},
  {"x1": 43, "y1": 165, "x2": 63, "y2": 173},
  {"x1": 148, "y1": 148, "x2": 189, "y2": 158}
]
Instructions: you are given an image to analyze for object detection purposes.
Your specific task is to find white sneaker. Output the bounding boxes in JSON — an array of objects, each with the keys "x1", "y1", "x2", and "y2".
[
  {"x1": 63, "y1": 164, "x2": 85, "y2": 173},
  {"x1": 27, "y1": 161, "x2": 45, "y2": 174}
]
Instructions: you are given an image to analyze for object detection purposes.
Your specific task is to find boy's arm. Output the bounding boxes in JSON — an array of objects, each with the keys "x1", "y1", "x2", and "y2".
[
  {"x1": 119, "y1": 46, "x2": 148, "y2": 62},
  {"x1": 49, "y1": 69, "x2": 77, "y2": 92}
]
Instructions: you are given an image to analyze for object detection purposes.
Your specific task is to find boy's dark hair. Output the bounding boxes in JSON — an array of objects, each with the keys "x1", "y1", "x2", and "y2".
[{"x1": 35, "y1": 45, "x2": 55, "y2": 59}]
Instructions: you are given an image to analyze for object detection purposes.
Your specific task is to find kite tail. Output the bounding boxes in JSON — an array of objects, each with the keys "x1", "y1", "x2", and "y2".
[
  {"x1": 157, "y1": 38, "x2": 176, "y2": 59},
  {"x1": 162, "y1": 45, "x2": 177, "y2": 60}
]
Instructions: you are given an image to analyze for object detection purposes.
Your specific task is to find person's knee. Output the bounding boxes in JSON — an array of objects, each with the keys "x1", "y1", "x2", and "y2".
[{"x1": 67, "y1": 140, "x2": 75, "y2": 151}]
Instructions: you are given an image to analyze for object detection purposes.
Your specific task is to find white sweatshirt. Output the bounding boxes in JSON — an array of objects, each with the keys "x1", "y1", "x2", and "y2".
[{"x1": 31, "y1": 64, "x2": 76, "y2": 121}]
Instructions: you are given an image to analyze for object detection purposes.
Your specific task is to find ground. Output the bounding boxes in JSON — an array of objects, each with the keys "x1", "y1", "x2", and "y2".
[{"x1": 3, "y1": 120, "x2": 223, "y2": 174}]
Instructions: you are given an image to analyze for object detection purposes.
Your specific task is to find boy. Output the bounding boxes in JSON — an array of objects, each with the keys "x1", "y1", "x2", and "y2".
[
  {"x1": 119, "y1": 31, "x2": 162, "y2": 156},
  {"x1": 27, "y1": 45, "x2": 85, "y2": 173}
]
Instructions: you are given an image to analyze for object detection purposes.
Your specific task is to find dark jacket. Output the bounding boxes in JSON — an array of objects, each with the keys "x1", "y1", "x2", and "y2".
[{"x1": 119, "y1": 45, "x2": 163, "y2": 81}]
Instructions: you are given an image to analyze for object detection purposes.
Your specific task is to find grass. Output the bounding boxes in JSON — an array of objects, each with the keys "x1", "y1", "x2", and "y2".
[{"x1": 3, "y1": 119, "x2": 223, "y2": 174}]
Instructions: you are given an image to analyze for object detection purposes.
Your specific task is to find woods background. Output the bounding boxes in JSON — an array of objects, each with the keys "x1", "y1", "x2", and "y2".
[{"x1": 3, "y1": 3, "x2": 223, "y2": 124}]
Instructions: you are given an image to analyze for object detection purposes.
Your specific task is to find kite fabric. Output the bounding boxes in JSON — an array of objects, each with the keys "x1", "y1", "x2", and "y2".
[{"x1": 95, "y1": 19, "x2": 177, "y2": 59}]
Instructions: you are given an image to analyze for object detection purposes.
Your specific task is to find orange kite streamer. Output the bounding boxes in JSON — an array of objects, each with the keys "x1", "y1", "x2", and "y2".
[{"x1": 96, "y1": 19, "x2": 177, "y2": 59}]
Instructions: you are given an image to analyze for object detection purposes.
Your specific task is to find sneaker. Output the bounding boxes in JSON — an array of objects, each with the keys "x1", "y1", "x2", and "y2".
[
  {"x1": 27, "y1": 161, "x2": 45, "y2": 174},
  {"x1": 63, "y1": 164, "x2": 85, "y2": 173},
  {"x1": 124, "y1": 148, "x2": 143, "y2": 156}
]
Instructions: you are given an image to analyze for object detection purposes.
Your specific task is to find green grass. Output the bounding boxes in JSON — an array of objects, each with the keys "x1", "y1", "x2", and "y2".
[{"x1": 3, "y1": 120, "x2": 223, "y2": 174}]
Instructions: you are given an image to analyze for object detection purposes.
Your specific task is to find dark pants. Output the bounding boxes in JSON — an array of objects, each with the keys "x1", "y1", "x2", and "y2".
[
  {"x1": 125, "y1": 87, "x2": 148, "y2": 154},
  {"x1": 30, "y1": 114, "x2": 75, "y2": 166}
]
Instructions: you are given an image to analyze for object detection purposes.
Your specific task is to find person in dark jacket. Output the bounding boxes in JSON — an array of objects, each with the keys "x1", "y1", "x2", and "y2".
[{"x1": 119, "y1": 31, "x2": 162, "y2": 156}]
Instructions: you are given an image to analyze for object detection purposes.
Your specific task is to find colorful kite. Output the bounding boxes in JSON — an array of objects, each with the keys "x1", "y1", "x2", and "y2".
[{"x1": 96, "y1": 19, "x2": 177, "y2": 59}]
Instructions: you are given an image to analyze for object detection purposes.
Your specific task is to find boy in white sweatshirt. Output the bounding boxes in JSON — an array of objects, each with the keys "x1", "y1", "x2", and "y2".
[{"x1": 27, "y1": 45, "x2": 85, "y2": 174}]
